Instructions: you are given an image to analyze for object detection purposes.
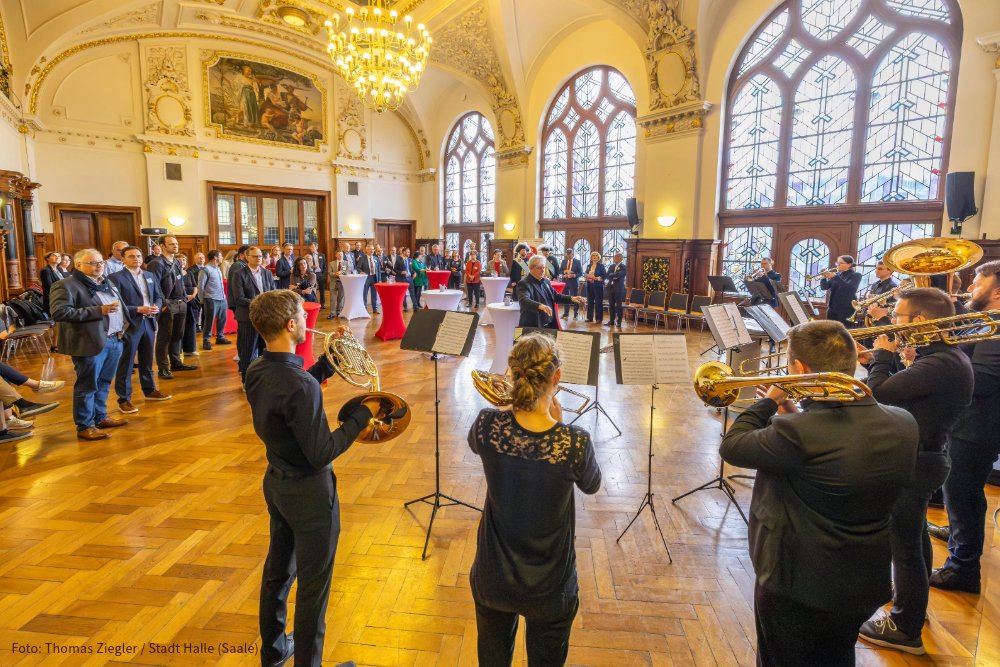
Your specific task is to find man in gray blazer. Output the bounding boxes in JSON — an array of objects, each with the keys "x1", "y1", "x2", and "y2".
[{"x1": 50, "y1": 249, "x2": 131, "y2": 441}]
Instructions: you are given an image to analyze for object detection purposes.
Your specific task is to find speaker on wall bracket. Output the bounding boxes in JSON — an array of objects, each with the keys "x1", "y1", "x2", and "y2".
[
  {"x1": 626, "y1": 198, "x2": 640, "y2": 236},
  {"x1": 946, "y1": 172, "x2": 977, "y2": 236}
]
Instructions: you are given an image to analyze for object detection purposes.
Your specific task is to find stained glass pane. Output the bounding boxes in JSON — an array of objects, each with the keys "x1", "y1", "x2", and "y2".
[
  {"x1": 573, "y1": 238, "x2": 591, "y2": 262},
  {"x1": 788, "y1": 57, "x2": 856, "y2": 206},
  {"x1": 482, "y1": 120, "x2": 495, "y2": 141},
  {"x1": 447, "y1": 125, "x2": 461, "y2": 151},
  {"x1": 848, "y1": 15, "x2": 892, "y2": 58},
  {"x1": 547, "y1": 88, "x2": 570, "y2": 125},
  {"x1": 722, "y1": 226, "x2": 774, "y2": 290},
  {"x1": 444, "y1": 112, "x2": 496, "y2": 225},
  {"x1": 603, "y1": 112, "x2": 636, "y2": 216},
  {"x1": 571, "y1": 121, "x2": 600, "y2": 217},
  {"x1": 543, "y1": 129, "x2": 568, "y2": 219},
  {"x1": 887, "y1": 0, "x2": 950, "y2": 22},
  {"x1": 446, "y1": 232, "x2": 458, "y2": 253},
  {"x1": 463, "y1": 239, "x2": 474, "y2": 261},
  {"x1": 302, "y1": 200, "x2": 318, "y2": 246},
  {"x1": 801, "y1": 0, "x2": 863, "y2": 40},
  {"x1": 283, "y1": 199, "x2": 299, "y2": 246},
  {"x1": 240, "y1": 196, "x2": 258, "y2": 246},
  {"x1": 216, "y1": 195, "x2": 235, "y2": 245},
  {"x1": 480, "y1": 147, "x2": 495, "y2": 223},
  {"x1": 461, "y1": 153, "x2": 477, "y2": 223},
  {"x1": 727, "y1": 75, "x2": 781, "y2": 209},
  {"x1": 462, "y1": 115, "x2": 478, "y2": 142},
  {"x1": 862, "y1": 33, "x2": 950, "y2": 202},
  {"x1": 607, "y1": 70, "x2": 636, "y2": 106},
  {"x1": 262, "y1": 197, "x2": 279, "y2": 246},
  {"x1": 480, "y1": 232, "x2": 493, "y2": 263},
  {"x1": 739, "y1": 10, "x2": 790, "y2": 76},
  {"x1": 601, "y1": 228, "x2": 628, "y2": 263},
  {"x1": 445, "y1": 156, "x2": 460, "y2": 225},
  {"x1": 543, "y1": 230, "x2": 566, "y2": 254},
  {"x1": 575, "y1": 69, "x2": 603, "y2": 110},
  {"x1": 855, "y1": 222, "x2": 935, "y2": 289},
  {"x1": 775, "y1": 39, "x2": 811, "y2": 77},
  {"x1": 789, "y1": 238, "x2": 831, "y2": 299}
]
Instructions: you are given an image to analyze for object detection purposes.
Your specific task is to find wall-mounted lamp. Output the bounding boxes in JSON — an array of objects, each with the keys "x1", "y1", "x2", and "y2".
[
  {"x1": 657, "y1": 216, "x2": 677, "y2": 228},
  {"x1": 167, "y1": 216, "x2": 185, "y2": 227},
  {"x1": 347, "y1": 221, "x2": 360, "y2": 233},
  {"x1": 502, "y1": 222, "x2": 515, "y2": 232}
]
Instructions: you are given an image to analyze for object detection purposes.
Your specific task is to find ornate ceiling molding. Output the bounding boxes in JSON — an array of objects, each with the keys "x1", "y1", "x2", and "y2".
[
  {"x1": 495, "y1": 145, "x2": 532, "y2": 171},
  {"x1": 335, "y1": 78, "x2": 367, "y2": 161},
  {"x1": 430, "y1": 2, "x2": 525, "y2": 151},
  {"x1": 143, "y1": 45, "x2": 195, "y2": 137},
  {"x1": 82, "y1": 1, "x2": 162, "y2": 34},
  {"x1": 977, "y1": 32, "x2": 1000, "y2": 69}
]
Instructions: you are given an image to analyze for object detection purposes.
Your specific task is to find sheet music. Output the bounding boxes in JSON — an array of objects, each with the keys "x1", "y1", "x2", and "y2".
[
  {"x1": 617, "y1": 334, "x2": 690, "y2": 385},
  {"x1": 703, "y1": 304, "x2": 741, "y2": 350},
  {"x1": 786, "y1": 297, "x2": 810, "y2": 325},
  {"x1": 433, "y1": 311, "x2": 470, "y2": 355},
  {"x1": 555, "y1": 331, "x2": 594, "y2": 385},
  {"x1": 652, "y1": 334, "x2": 690, "y2": 384},
  {"x1": 722, "y1": 303, "x2": 753, "y2": 346},
  {"x1": 761, "y1": 305, "x2": 790, "y2": 336},
  {"x1": 618, "y1": 335, "x2": 656, "y2": 385}
]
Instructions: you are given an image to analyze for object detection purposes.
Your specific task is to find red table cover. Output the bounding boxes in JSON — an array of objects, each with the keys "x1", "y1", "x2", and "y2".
[
  {"x1": 294, "y1": 301, "x2": 321, "y2": 367},
  {"x1": 374, "y1": 282, "x2": 409, "y2": 341},
  {"x1": 221, "y1": 279, "x2": 238, "y2": 335},
  {"x1": 550, "y1": 281, "x2": 566, "y2": 294},
  {"x1": 427, "y1": 270, "x2": 451, "y2": 290}
]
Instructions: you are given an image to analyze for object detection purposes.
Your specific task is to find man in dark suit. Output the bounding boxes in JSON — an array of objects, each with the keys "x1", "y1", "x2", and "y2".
[
  {"x1": 358, "y1": 245, "x2": 381, "y2": 313},
  {"x1": 108, "y1": 246, "x2": 172, "y2": 415},
  {"x1": 858, "y1": 289, "x2": 973, "y2": 655},
  {"x1": 147, "y1": 235, "x2": 196, "y2": 378},
  {"x1": 385, "y1": 246, "x2": 412, "y2": 310},
  {"x1": 820, "y1": 255, "x2": 863, "y2": 327},
  {"x1": 720, "y1": 320, "x2": 918, "y2": 665},
  {"x1": 606, "y1": 252, "x2": 627, "y2": 328},
  {"x1": 231, "y1": 246, "x2": 276, "y2": 382},
  {"x1": 558, "y1": 249, "x2": 583, "y2": 320},
  {"x1": 931, "y1": 260, "x2": 1000, "y2": 595},
  {"x1": 516, "y1": 256, "x2": 585, "y2": 330},
  {"x1": 306, "y1": 242, "x2": 327, "y2": 310},
  {"x1": 275, "y1": 242, "x2": 295, "y2": 289},
  {"x1": 50, "y1": 249, "x2": 131, "y2": 441},
  {"x1": 426, "y1": 243, "x2": 445, "y2": 270},
  {"x1": 539, "y1": 245, "x2": 560, "y2": 280}
]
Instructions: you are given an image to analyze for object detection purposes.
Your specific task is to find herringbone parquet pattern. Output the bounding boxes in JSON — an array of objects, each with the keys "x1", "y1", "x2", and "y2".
[{"x1": 0, "y1": 310, "x2": 996, "y2": 666}]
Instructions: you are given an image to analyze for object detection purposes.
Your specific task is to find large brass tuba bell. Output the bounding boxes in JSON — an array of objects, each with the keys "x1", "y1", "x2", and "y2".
[
  {"x1": 881, "y1": 237, "x2": 983, "y2": 287},
  {"x1": 307, "y1": 328, "x2": 411, "y2": 443}
]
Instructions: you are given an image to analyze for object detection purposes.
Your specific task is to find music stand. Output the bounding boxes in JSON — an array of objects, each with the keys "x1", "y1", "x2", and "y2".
[
  {"x1": 401, "y1": 309, "x2": 482, "y2": 559},
  {"x1": 707, "y1": 275, "x2": 739, "y2": 306},
  {"x1": 745, "y1": 281, "x2": 772, "y2": 306},
  {"x1": 778, "y1": 291, "x2": 811, "y2": 326}
]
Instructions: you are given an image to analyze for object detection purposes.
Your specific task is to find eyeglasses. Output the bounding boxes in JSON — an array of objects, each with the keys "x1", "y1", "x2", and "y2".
[{"x1": 81, "y1": 261, "x2": 105, "y2": 267}]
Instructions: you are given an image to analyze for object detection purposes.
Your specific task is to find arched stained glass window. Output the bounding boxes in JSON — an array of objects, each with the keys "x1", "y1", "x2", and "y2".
[
  {"x1": 789, "y1": 238, "x2": 831, "y2": 298},
  {"x1": 723, "y1": 0, "x2": 961, "y2": 212},
  {"x1": 573, "y1": 238, "x2": 592, "y2": 262},
  {"x1": 541, "y1": 67, "x2": 637, "y2": 220},
  {"x1": 722, "y1": 226, "x2": 774, "y2": 286},
  {"x1": 443, "y1": 112, "x2": 496, "y2": 224}
]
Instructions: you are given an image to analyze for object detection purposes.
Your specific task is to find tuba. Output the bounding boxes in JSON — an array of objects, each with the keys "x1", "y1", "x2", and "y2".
[
  {"x1": 693, "y1": 361, "x2": 871, "y2": 408},
  {"x1": 881, "y1": 237, "x2": 983, "y2": 288},
  {"x1": 307, "y1": 328, "x2": 411, "y2": 443},
  {"x1": 471, "y1": 369, "x2": 592, "y2": 414}
]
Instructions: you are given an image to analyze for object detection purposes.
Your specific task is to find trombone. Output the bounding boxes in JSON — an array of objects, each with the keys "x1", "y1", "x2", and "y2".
[
  {"x1": 471, "y1": 369, "x2": 592, "y2": 414},
  {"x1": 693, "y1": 361, "x2": 871, "y2": 408},
  {"x1": 848, "y1": 285, "x2": 910, "y2": 325},
  {"x1": 306, "y1": 328, "x2": 411, "y2": 443},
  {"x1": 847, "y1": 310, "x2": 1000, "y2": 348}
]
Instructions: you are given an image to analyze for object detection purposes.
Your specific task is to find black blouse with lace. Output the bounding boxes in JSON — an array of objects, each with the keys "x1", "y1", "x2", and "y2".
[{"x1": 468, "y1": 408, "x2": 601, "y2": 607}]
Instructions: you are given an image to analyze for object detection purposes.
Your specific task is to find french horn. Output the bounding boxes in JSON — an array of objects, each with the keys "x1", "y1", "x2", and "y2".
[{"x1": 471, "y1": 370, "x2": 591, "y2": 414}]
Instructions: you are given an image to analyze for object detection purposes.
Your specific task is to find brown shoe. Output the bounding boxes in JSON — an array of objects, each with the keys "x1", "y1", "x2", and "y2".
[
  {"x1": 77, "y1": 427, "x2": 109, "y2": 441},
  {"x1": 96, "y1": 417, "x2": 129, "y2": 429},
  {"x1": 144, "y1": 390, "x2": 172, "y2": 401},
  {"x1": 118, "y1": 400, "x2": 139, "y2": 414}
]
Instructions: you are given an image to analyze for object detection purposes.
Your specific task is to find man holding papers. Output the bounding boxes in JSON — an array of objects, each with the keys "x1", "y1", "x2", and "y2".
[{"x1": 516, "y1": 256, "x2": 585, "y2": 330}]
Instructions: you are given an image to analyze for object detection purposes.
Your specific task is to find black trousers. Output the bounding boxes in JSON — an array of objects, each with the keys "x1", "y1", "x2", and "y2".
[
  {"x1": 115, "y1": 317, "x2": 156, "y2": 402},
  {"x1": 474, "y1": 595, "x2": 578, "y2": 667},
  {"x1": 608, "y1": 288, "x2": 625, "y2": 324},
  {"x1": 561, "y1": 280, "x2": 579, "y2": 317},
  {"x1": 155, "y1": 303, "x2": 186, "y2": 370},
  {"x1": 586, "y1": 283, "x2": 604, "y2": 322},
  {"x1": 754, "y1": 583, "x2": 872, "y2": 667},
  {"x1": 236, "y1": 320, "x2": 266, "y2": 382},
  {"x1": 314, "y1": 273, "x2": 326, "y2": 309},
  {"x1": 943, "y1": 435, "x2": 1000, "y2": 575},
  {"x1": 183, "y1": 301, "x2": 200, "y2": 354},
  {"x1": 259, "y1": 467, "x2": 340, "y2": 667},
  {"x1": 467, "y1": 282, "x2": 481, "y2": 307}
]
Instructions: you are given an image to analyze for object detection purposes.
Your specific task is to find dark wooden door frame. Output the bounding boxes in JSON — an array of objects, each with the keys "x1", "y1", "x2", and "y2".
[{"x1": 49, "y1": 203, "x2": 143, "y2": 256}]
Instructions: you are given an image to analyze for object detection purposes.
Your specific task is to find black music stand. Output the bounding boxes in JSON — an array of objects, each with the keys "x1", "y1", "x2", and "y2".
[
  {"x1": 745, "y1": 281, "x2": 772, "y2": 306},
  {"x1": 401, "y1": 309, "x2": 482, "y2": 559},
  {"x1": 707, "y1": 275, "x2": 739, "y2": 306}
]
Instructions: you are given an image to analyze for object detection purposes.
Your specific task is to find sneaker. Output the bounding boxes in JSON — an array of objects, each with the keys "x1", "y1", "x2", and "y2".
[
  {"x1": 144, "y1": 390, "x2": 172, "y2": 401},
  {"x1": 118, "y1": 400, "x2": 139, "y2": 414},
  {"x1": 215, "y1": 337, "x2": 233, "y2": 345},
  {"x1": 33, "y1": 380, "x2": 65, "y2": 393},
  {"x1": 0, "y1": 430, "x2": 31, "y2": 444},
  {"x1": 7, "y1": 416, "x2": 33, "y2": 430},
  {"x1": 929, "y1": 567, "x2": 980, "y2": 594},
  {"x1": 858, "y1": 614, "x2": 925, "y2": 655},
  {"x1": 202, "y1": 340, "x2": 213, "y2": 351},
  {"x1": 12, "y1": 398, "x2": 58, "y2": 418}
]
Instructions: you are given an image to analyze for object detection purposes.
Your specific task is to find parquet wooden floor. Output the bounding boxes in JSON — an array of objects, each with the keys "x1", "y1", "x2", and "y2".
[{"x1": 0, "y1": 307, "x2": 997, "y2": 666}]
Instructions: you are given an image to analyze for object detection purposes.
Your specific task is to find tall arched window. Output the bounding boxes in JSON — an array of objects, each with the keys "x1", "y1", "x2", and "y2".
[
  {"x1": 720, "y1": 1, "x2": 961, "y2": 296},
  {"x1": 444, "y1": 113, "x2": 496, "y2": 225}
]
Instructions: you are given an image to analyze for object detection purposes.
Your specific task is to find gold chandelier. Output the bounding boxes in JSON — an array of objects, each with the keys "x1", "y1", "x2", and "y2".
[{"x1": 325, "y1": 1, "x2": 431, "y2": 113}]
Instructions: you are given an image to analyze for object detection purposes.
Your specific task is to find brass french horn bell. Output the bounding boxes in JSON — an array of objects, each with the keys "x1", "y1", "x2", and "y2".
[
  {"x1": 307, "y1": 328, "x2": 411, "y2": 443},
  {"x1": 471, "y1": 369, "x2": 592, "y2": 414}
]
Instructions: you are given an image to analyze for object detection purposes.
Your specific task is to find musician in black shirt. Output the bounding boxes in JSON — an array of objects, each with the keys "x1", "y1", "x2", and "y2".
[
  {"x1": 468, "y1": 334, "x2": 601, "y2": 666},
  {"x1": 820, "y1": 255, "x2": 863, "y2": 327},
  {"x1": 862, "y1": 262, "x2": 901, "y2": 327},
  {"x1": 245, "y1": 289, "x2": 380, "y2": 667}
]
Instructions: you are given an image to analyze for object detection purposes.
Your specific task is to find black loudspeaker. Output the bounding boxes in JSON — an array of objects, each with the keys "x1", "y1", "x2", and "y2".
[
  {"x1": 946, "y1": 172, "x2": 977, "y2": 234},
  {"x1": 626, "y1": 198, "x2": 640, "y2": 235},
  {"x1": 140, "y1": 227, "x2": 168, "y2": 236}
]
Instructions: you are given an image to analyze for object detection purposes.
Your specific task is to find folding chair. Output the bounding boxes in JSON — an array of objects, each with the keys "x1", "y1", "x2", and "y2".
[
  {"x1": 663, "y1": 292, "x2": 689, "y2": 330},
  {"x1": 638, "y1": 291, "x2": 667, "y2": 329},
  {"x1": 0, "y1": 305, "x2": 52, "y2": 361},
  {"x1": 622, "y1": 288, "x2": 646, "y2": 326},
  {"x1": 679, "y1": 295, "x2": 712, "y2": 332}
]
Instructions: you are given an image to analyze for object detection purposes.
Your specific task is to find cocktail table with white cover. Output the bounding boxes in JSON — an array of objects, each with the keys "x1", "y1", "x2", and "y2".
[
  {"x1": 487, "y1": 302, "x2": 521, "y2": 374},
  {"x1": 479, "y1": 276, "x2": 511, "y2": 326},
  {"x1": 339, "y1": 273, "x2": 370, "y2": 320},
  {"x1": 422, "y1": 288, "x2": 464, "y2": 311}
]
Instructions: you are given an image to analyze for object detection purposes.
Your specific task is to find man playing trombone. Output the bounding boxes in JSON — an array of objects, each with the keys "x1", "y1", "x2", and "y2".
[
  {"x1": 820, "y1": 255, "x2": 863, "y2": 328},
  {"x1": 719, "y1": 320, "x2": 918, "y2": 665}
]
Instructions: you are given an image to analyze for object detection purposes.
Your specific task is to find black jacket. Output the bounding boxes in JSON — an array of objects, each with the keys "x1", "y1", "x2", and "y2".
[
  {"x1": 515, "y1": 274, "x2": 574, "y2": 329},
  {"x1": 50, "y1": 271, "x2": 130, "y2": 356},
  {"x1": 275, "y1": 255, "x2": 295, "y2": 289},
  {"x1": 146, "y1": 255, "x2": 186, "y2": 301},
  {"x1": 357, "y1": 254, "x2": 382, "y2": 282},
  {"x1": 40, "y1": 266, "x2": 68, "y2": 312},
  {"x1": 606, "y1": 262, "x2": 627, "y2": 296},
  {"x1": 230, "y1": 265, "x2": 276, "y2": 322},
  {"x1": 108, "y1": 269, "x2": 164, "y2": 330},
  {"x1": 509, "y1": 256, "x2": 530, "y2": 287},
  {"x1": 558, "y1": 258, "x2": 583, "y2": 282},
  {"x1": 951, "y1": 334, "x2": 1000, "y2": 445},
  {"x1": 821, "y1": 269, "x2": 862, "y2": 321},
  {"x1": 721, "y1": 396, "x2": 918, "y2": 612},
  {"x1": 426, "y1": 253, "x2": 445, "y2": 270}
]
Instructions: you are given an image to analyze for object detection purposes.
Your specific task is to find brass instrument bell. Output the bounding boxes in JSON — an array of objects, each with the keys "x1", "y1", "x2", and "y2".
[{"x1": 693, "y1": 361, "x2": 872, "y2": 408}]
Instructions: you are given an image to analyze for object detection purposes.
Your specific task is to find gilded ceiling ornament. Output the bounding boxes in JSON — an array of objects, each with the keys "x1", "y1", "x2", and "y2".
[
  {"x1": 257, "y1": 0, "x2": 327, "y2": 36},
  {"x1": 430, "y1": 2, "x2": 525, "y2": 151},
  {"x1": 336, "y1": 79, "x2": 367, "y2": 160},
  {"x1": 143, "y1": 45, "x2": 195, "y2": 137},
  {"x1": 82, "y1": 1, "x2": 162, "y2": 33}
]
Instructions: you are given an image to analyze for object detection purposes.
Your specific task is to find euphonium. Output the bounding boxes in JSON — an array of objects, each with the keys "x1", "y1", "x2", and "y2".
[
  {"x1": 471, "y1": 369, "x2": 592, "y2": 414},
  {"x1": 307, "y1": 328, "x2": 411, "y2": 443},
  {"x1": 693, "y1": 361, "x2": 871, "y2": 408}
]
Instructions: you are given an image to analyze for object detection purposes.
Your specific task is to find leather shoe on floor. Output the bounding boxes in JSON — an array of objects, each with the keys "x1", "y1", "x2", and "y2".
[
  {"x1": 927, "y1": 522, "x2": 950, "y2": 542},
  {"x1": 265, "y1": 635, "x2": 294, "y2": 667},
  {"x1": 118, "y1": 400, "x2": 139, "y2": 414},
  {"x1": 144, "y1": 390, "x2": 172, "y2": 401},
  {"x1": 215, "y1": 337, "x2": 233, "y2": 345},
  {"x1": 202, "y1": 340, "x2": 213, "y2": 351},
  {"x1": 929, "y1": 567, "x2": 980, "y2": 594},
  {"x1": 97, "y1": 417, "x2": 129, "y2": 429},
  {"x1": 172, "y1": 364, "x2": 198, "y2": 371},
  {"x1": 158, "y1": 369, "x2": 174, "y2": 380},
  {"x1": 77, "y1": 427, "x2": 109, "y2": 441}
]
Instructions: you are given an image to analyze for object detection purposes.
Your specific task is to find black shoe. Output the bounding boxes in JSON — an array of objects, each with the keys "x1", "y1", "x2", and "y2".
[
  {"x1": 858, "y1": 614, "x2": 925, "y2": 655},
  {"x1": 265, "y1": 634, "x2": 294, "y2": 667},
  {"x1": 158, "y1": 369, "x2": 174, "y2": 380},
  {"x1": 327, "y1": 313, "x2": 336, "y2": 319},
  {"x1": 929, "y1": 567, "x2": 980, "y2": 594},
  {"x1": 202, "y1": 340, "x2": 213, "y2": 351},
  {"x1": 172, "y1": 364, "x2": 198, "y2": 371},
  {"x1": 927, "y1": 522, "x2": 950, "y2": 542},
  {"x1": 12, "y1": 398, "x2": 59, "y2": 418},
  {"x1": 561, "y1": 314, "x2": 568, "y2": 320},
  {"x1": 215, "y1": 337, "x2": 233, "y2": 345}
]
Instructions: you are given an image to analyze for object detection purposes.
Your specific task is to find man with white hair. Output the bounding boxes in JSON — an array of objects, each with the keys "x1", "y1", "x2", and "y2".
[
  {"x1": 105, "y1": 241, "x2": 128, "y2": 275},
  {"x1": 50, "y1": 249, "x2": 130, "y2": 441},
  {"x1": 516, "y1": 255, "x2": 585, "y2": 329}
]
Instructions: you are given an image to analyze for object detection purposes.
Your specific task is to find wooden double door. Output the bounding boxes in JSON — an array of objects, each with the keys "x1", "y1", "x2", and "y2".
[
  {"x1": 375, "y1": 219, "x2": 415, "y2": 253},
  {"x1": 55, "y1": 205, "x2": 141, "y2": 259}
]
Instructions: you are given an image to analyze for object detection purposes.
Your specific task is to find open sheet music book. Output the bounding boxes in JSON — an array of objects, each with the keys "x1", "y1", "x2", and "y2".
[
  {"x1": 612, "y1": 333, "x2": 690, "y2": 385},
  {"x1": 515, "y1": 328, "x2": 601, "y2": 386},
  {"x1": 702, "y1": 303, "x2": 753, "y2": 351}
]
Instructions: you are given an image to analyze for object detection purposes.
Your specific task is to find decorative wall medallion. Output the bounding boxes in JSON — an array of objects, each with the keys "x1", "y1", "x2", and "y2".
[
  {"x1": 143, "y1": 45, "x2": 194, "y2": 137},
  {"x1": 204, "y1": 53, "x2": 327, "y2": 150},
  {"x1": 83, "y1": 1, "x2": 162, "y2": 33},
  {"x1": 641, "y1": 256, "x2": 670, "y2": 292},
  {"x1": 336, "y1": 80, "x2": 367, "y2": 160}
]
